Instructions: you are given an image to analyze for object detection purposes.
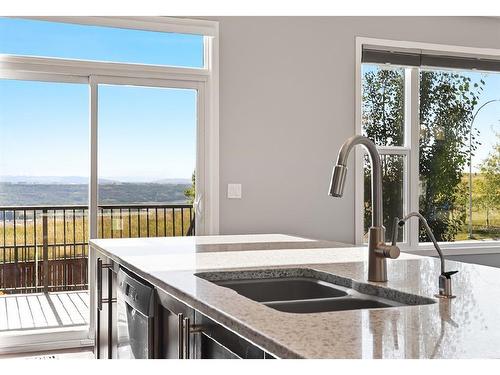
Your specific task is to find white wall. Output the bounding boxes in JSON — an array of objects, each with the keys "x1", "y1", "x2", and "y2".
[{"x1": 210, "y1": 16, "x2": 500, "y2": 242}]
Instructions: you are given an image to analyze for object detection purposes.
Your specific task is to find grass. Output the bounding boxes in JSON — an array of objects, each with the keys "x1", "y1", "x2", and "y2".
[
  {"x1": 454, "y1": 208, "x2": 500, "y2": 241},
  {"x1": 0, "y1": 208, "x2": 193, "y2": 263},
  {"x1": 454, "y1": 174, "x2": 500, "y2": 241}
]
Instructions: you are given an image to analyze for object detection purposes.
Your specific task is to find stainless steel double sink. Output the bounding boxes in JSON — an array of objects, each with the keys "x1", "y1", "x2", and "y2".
[{"x1": 197, "y1": 268, "x2": 435, "y2": 314}]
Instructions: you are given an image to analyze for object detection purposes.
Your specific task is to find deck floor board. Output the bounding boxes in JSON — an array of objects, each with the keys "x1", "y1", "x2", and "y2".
[{"x1": 0, "y1": 291, "x2": 89, "y2": 332}]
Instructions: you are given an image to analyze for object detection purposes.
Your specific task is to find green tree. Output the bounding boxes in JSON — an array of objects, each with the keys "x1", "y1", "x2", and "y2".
[
  {"x1": 476, "y1": 135, "x2": 500, "y2": 228},
  {"x1": 362, "y1": 67, "x2": 485, "y2": 242},
  {"x1": 362, "y1": 67, "x2": 406, "y2": 241},
  {"x1": 184, "y1": 171, "x2": 195, "y2": 204},
  {"x1": 419, "y1": 71, "x2": 484, "y2": 241}
]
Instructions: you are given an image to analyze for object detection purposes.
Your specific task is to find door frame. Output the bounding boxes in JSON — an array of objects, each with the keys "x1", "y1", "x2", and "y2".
[
  {"x1": 87, "y1": 75, "x2": 209, "y2": 239},
  {"x1": 87, "y1": 76, "x2": 208, "y2": 344},
  {"x1": 0, "y1": 16, "x2": 219, "y2": 353}
]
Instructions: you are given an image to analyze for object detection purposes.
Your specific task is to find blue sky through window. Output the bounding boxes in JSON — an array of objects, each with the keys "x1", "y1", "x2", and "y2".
[
  {"x1": 0, "y1": 18, "x2": 204, "y2": 67},
  {"x1": 0, "y1": 18, "x2": 200, "y2": 182},
  {"x1": 0, "y1": 80, "x2": 89, "y2": 179},
  {"x1": 99, "y1": 85, "x2": 196, "y2": 182}
]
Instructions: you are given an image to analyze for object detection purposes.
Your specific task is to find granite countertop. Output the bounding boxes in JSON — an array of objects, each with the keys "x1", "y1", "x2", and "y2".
[{"x1": 90, "y1": 234, "x2": 500, "y2": 359}]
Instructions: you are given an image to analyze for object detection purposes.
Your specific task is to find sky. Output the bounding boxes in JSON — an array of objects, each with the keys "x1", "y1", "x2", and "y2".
[
  {"x1": 464, "y1": 71, "x2": 500, "y2": 170},
  {"x1": 434, "y1": 69, "x2": 500, "y2": 171},
  {"x1": 0, "y1": 17, "x2": 202, "y2": 181}
]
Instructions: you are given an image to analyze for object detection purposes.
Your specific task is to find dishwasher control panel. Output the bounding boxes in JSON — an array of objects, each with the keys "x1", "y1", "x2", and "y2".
[{"x1": 117, "y1": 268, "x2": 155, "y2": 317}]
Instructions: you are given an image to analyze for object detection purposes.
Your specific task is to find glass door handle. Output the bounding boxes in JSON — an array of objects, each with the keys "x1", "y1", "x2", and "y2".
[{"x1": 193, "y1": 193, "x2": 203, "y2": 217}]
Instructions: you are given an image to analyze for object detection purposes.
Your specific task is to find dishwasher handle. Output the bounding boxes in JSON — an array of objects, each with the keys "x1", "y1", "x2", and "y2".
[
  {"x1": 96, "y1": 258, "x2": 113, "y2": 311},
  {"x1": 97, "y1": 258, "x2": 103, "y2": 311}
]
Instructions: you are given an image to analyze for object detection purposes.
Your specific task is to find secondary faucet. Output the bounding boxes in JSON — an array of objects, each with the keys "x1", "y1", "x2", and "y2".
[
  {"x1": 393, "y1": 212, "x2": 458, "y2": 298},
  {"x1": 329, "y1": 135, "x2": 400, "y2": 282}
]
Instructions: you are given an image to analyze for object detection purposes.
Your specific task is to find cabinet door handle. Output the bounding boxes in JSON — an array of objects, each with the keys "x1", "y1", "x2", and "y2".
[
  {"x1": 97, "y1": 258, "x2": 103, "y2": 311},
  {"x1": 183, "y1": 317, "x2": 191, "y2": 359},
  {"x1": 177, "y1": 313, "x2": 184, "y2": 359}
]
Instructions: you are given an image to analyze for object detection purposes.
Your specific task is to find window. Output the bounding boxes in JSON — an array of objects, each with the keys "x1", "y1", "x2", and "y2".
[
  {"x1": 98, "y1": 84, "x2": 197, "y2": 239},
  {"x1": 359, "y1": 40, "x2": 500, "y2": 250},
  {"x1": 0, "y1": 18, "x2": 204, "y2": 68},
  {"x1": 361, "y1": 65, "x2": 408, "y2": 242},
  {"x1": 0, "y1": 16, "x2": 218, "y2": 350},
  {"x1": 0, "y1": 80, "x2": 89, "y2": 296}
]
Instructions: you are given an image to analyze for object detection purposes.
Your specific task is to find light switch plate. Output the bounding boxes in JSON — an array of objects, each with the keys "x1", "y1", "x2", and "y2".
[{"x1": 227, "y1": 183, "x2": 242, "y2": 199}]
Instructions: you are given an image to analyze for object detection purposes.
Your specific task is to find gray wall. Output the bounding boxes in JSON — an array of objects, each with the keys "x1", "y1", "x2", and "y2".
[{"x1": 210, "y1": 17, "x2": 500, "y2": 242}]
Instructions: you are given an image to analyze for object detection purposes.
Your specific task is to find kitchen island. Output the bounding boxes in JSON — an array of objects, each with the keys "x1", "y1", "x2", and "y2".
[{"x1": 89, "y1": 234, "x2": 499, "y2": 359}]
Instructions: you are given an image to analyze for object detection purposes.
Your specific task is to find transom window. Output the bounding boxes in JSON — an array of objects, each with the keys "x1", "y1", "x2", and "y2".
[{"x1": 0, "y1": 17, "x2": 205, "y2": 68}]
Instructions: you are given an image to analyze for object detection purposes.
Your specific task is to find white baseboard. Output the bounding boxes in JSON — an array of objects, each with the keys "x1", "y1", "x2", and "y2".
[{"x1": 0, "y1": 327, "x2": 93, "y2": 356}]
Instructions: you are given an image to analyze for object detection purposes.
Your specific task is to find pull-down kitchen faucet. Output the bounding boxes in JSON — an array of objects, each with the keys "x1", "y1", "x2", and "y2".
[
  {"x1": 329, "y1": 135, "x2": 400, "y2": 282},
  {"x1": 392, "y1": 212, "x2": 458, "y2": 298}
]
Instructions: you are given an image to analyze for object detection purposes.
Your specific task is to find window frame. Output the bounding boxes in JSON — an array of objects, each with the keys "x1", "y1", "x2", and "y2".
[
  {"x1": 0, "y1": 16, "x2": 219, "y2": 236},
  {"x1": 0, "y1": 16, "x2": 219, "y2": 354},
  {"x1": 355, "y1": 37, "x2": 500, "y2": 255}
]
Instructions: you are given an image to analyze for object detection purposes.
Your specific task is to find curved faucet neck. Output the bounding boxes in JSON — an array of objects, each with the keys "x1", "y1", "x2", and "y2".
[
  {"x1": 397, "y1": 211, "x2": 445, "y2": 275},
  {"x1": 336, "y1": 135, "x2": 383, "y2": 228}
]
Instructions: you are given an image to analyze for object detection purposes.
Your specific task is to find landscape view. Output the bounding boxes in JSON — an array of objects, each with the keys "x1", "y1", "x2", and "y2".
[
  {"x1": 0, "y1": 66, "x2": 198, "y2": 293},
  {"x1": 0, "y1": 175, "x2": 196, "y2": 294},
  {"x1": 362, "y1": 66, "x2": 499, "y2": 243},
  {"x1": 0, "y1": 177, "x2": 192, "y2": 206}
]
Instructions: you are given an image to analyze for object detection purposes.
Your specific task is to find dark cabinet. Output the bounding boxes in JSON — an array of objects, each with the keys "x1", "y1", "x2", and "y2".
[
  {"x1": 156, "y1": 288, "x2": 275, "y2": 359},
  {"x1": 156, "y1": 289, "x2": 197, "y2": 358},
  {"x1": 195, "y1": 311, "x2": 274, "y2": 359}
]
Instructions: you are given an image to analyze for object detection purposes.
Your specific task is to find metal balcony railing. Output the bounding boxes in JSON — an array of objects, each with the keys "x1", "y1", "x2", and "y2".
[{"x1": 0, "y1": 203, "x2": 194, "y2": 294}]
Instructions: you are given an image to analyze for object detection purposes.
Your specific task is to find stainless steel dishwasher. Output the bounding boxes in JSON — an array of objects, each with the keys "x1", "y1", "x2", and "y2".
[{"x1": 117, "y1": 268, "x2": 155, "y2": 359}]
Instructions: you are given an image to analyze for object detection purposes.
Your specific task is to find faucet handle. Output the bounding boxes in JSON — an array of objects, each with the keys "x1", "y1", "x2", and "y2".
[{"x1": 375, "y1": 244, "x2": 400, "y2": 259}]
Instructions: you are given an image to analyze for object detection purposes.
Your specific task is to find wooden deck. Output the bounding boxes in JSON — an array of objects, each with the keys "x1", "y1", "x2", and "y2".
[{"x1": 0, "y1": 291, "x2": 89, "y2": 332}]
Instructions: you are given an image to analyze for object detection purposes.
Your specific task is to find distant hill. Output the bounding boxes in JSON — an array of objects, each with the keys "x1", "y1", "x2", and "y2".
[
  {"x1": 0, "y1": 176, "x2": 192, "y2": 185},
  {"x1": 0, "y1": 182, "x2": 191, "y2": 206},
  {"x1": 0, "y1": 176, "x2": 118, "y2": 184},
  {"x1": 152, "y1": 178, "x2": 191, "y2": 184}
]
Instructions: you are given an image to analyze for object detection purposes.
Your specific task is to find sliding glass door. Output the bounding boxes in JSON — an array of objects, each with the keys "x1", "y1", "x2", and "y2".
[
  {"x1": 0, "y1": 76, "x2": 202, "y2": 348},
  {"x1": 0, "y1": 79, "x2": 90, "y2": 333},
  {"x1": 96, "y1": 82, "x2": 198, "y2": 240}
]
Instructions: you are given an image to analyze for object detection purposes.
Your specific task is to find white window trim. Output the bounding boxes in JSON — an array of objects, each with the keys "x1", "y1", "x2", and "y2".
[
  {"x1": 0, "y1": 16, "x2": 219, "y2": 236},
  {"x1": 22, "y1": 16, "x2": 218, "y2": 37},
  {"x1": 0, "y1": 16, "x2": 219, "y2": 354},
  {"x1": 355, "y1": 36, "x2": 500, "y2": 255}
]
